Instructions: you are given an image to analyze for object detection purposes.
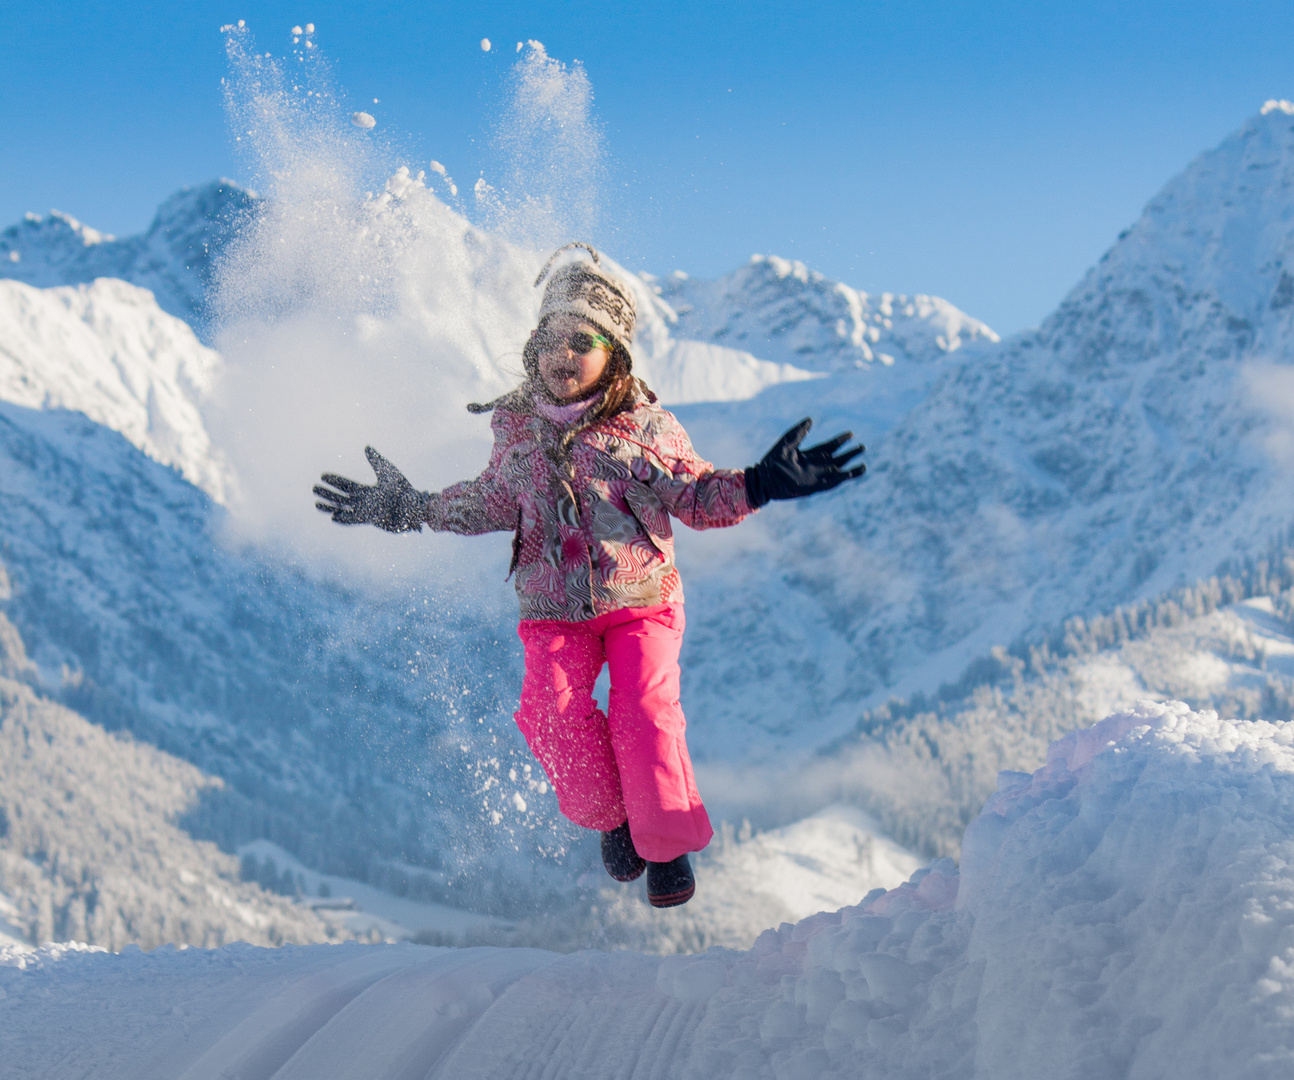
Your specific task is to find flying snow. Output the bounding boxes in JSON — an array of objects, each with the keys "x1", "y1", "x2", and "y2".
[
  {"x1": 480, "y1": 38, "x2": 491, "y2": 52},
  {"x1": 481, "y1": 40, "x2": 604, "y2": 248},
  {"x1": 351, "y1": 111, "x2": 376, "y2": 129}
]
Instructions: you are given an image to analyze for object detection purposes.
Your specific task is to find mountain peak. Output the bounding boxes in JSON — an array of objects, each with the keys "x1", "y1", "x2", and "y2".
[
  {"x1": 0, "y1": 179, "x2": 261, "y2": 333},
  {"x1": 1041, "y1": 94, "x2": 1294, "y2": 350},
  {"x1": 6, "y1": 209, "x2": 114, "y2": 254},
  {"x1": 46, "y1": 210, "x2": 113, "y2": 246},
  {"x1": 658, "y1": 254, "x2": 998, "y2": 373}
]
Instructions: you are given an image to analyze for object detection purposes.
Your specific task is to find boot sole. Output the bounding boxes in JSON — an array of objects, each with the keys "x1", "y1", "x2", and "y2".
[
  {"x1": 607, "y1": 862, "x2": 646, "y2": 883},
  {"x1": 647, "y1": 883, "x2": 695, "y2": 908}
]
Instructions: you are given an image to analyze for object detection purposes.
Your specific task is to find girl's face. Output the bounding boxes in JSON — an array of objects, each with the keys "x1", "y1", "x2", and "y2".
[{"x1": 535, "y1": 316, "x2": 612, "y2": 402}]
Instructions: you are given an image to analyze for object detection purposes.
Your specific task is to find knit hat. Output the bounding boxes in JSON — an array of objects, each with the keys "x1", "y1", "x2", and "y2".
[{"x1": 534, "y1": 242, "x2": 637, "y2": 349}]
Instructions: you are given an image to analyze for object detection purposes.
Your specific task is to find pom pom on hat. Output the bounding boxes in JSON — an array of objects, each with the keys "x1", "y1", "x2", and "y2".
[{"x1": 534, "y1": 242, "x2": 637, "y2": 349}]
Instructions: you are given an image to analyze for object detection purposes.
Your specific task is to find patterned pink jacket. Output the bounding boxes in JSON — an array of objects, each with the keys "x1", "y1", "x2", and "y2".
[{"x1": 425, "y1": 394, "x2": 755, "y2": 621}]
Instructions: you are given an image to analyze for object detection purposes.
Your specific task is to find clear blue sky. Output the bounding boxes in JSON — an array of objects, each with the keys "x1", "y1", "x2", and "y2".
[{"x1": 3, "y1": 0, "x2": 1293, "y2": 334}]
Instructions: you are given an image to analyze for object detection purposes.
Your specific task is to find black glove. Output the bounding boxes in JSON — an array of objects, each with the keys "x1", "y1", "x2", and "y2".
[
  {"x1": 314, "y1": 446, "x2": 430, "y2": 533},
  {"x1": 744, "y1": 418, "x2": 866, "y2": 508}
]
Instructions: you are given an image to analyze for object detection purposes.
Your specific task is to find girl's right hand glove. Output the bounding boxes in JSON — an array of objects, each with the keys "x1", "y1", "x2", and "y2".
[
  {"x1": 314, "y1": 446, "x2": 430, "y2": 532},
  {"x1": 744, "y1": 418, "x2": 866, "y2": 508}
]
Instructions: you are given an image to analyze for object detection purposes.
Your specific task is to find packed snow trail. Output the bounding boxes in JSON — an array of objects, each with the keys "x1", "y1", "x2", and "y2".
[{"x1": 7, "y1": 701, "x2": 1294, "y2": 1078}]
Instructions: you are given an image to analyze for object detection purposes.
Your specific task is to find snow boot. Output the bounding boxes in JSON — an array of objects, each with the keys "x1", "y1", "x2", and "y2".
[
  {"x1": 646, "y1": 854, "x2": 694, "y2": 908},
  {"x1": 601, "y1": 820, "x2": 646, "y2": 882}
]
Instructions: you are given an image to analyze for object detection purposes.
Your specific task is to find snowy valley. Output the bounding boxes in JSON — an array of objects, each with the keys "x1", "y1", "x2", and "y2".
[{"x1": 2, "y1": 82, "x2": 1294, "y2": 1077}]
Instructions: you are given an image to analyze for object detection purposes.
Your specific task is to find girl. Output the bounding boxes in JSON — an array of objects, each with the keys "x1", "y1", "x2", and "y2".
[{"x1": 314, "y1": 244, "x2": 865, "y2": 907}]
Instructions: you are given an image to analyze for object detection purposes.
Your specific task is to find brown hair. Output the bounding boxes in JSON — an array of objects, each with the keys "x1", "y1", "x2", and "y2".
[
  {"x1": 465, "y1": 320, "x2": 657, "y2": 484},
  {"x1": 467, "y1": 318, "x2": 655, "y2": 426}
]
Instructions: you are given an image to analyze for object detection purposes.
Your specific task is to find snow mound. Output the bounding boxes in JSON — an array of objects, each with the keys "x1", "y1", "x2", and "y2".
[
  {"x1": 950, "y1": 700, "x2": 1294, "y2": 1076},
  {"x1": 0, "y1": 278, "x2": 231, "y2": 501},
  {"x1": 6, "y1": 704, "x2": 1294, "y2": 1078}
]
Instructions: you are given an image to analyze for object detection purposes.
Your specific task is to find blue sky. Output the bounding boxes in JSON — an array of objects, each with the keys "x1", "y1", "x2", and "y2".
[{"x1": 3, "y1": 0, "x2": 1293, "y2": 334}]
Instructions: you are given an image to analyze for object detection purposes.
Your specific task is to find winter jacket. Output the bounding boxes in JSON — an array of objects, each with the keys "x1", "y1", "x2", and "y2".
[{"x1": 425, "y1": 391, "x2": 755, "y2": 621}]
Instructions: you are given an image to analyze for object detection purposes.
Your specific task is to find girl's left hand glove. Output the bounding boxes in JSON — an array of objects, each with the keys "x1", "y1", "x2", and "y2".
[
  {"x1": 314, "y1": 446, "x2": 430, "y2": 532},
  {"x1": 744, "y1": 418, "x2": 866, "y2": 508}
]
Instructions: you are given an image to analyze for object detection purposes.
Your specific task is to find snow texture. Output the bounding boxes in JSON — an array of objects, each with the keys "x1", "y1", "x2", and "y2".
[
  {"x1": 0, "y1": 278, "x2": 231, "y2": 500},
  {"x1": 6, "y1": 704, "x2": 1294, "y2": 1079}
]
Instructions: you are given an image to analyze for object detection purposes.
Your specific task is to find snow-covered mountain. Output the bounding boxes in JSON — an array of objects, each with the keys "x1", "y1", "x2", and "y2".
[
  {"x1": 0, "y1": 400, "x2": 570, "y2": 921},
  {"x1": 656, "y1": 253, "x2": 999, "y2": 372},
  {"x1": 0, "y1": 180, "x2": 256, "y2": 332},
  {"x1": 0, "y1": 607, "x2": 335, "y2": 950},
  {"x1": 0, "y1": 166, "x2": 994, "y2": 949},
  {"x1": 674, "y1": 99, "x2": 1294, "y2": 756},
  {"x1": 821, "y1": 554, "x2": 1294, "y2": 859},
  {"x1": 6, "y1": 100, "x2": 1294, "y2": 956},
  {"x1": 0, "y1": 278, "x2": 231, "y2": 500}
]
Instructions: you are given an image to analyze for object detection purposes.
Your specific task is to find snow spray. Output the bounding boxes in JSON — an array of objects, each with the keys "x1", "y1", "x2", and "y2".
[
  {"x1": 207, "y1": 24, "x2": 609, "y2": 887},
  {"x1": 476, "y1": 40, "x2": 606, "y2": 251},
  {"x1": 209, "y1": 25, "x2": 609, "y2": 590}
]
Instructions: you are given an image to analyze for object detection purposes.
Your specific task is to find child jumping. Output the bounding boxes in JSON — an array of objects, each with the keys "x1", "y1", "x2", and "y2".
[{"x1": 314, "y1": 244, "x2": 865, "y2": 907}]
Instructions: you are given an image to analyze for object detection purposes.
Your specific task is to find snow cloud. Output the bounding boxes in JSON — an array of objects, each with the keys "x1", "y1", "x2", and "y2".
[
  {"x1": 206, "y1": 25, "x2": 607, "y2": 607},
  {"x1": 478, "y1": 40, "x2": 606, "y2": 251},
  {"x1": 1245, "y1": 361, "x2": 1294, "y2": 473}
]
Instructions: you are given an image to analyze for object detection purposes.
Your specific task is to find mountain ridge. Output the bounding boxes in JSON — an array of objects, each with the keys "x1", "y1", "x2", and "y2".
[
  {"x1": 672, "y1": 101, "x2": 1294, "y2": 756},
  {"x1": 0, "y1": 180, "x2": 257, "y2": 333}
]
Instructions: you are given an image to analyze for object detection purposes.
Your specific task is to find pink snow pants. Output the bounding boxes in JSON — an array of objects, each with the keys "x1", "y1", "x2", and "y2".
[{"x1": 514, "y1": 603, "x2": 713, "y2": 863}]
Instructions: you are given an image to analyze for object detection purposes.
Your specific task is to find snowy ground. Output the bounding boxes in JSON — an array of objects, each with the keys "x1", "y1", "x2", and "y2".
[
  {"x1": 233, "y1": 807, "x2": 920, "y2": 955},
  {"x1": 7, "y1": 703, "x2": 1294, "y2": 1079}
]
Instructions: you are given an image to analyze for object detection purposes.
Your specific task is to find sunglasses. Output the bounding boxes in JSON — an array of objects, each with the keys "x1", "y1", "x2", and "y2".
[{"x1": 535, "y1": 329, "x2": 612, "y2": 356}]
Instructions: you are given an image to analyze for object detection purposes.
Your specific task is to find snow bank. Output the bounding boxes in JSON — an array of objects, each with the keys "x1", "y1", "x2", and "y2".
[
  {"x1": 956, "y1": 700, "x2": 1294, "y2": 1078},
  {"x1": 7, "y1": 703, "x2": 1293, "y2": 1078}
]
